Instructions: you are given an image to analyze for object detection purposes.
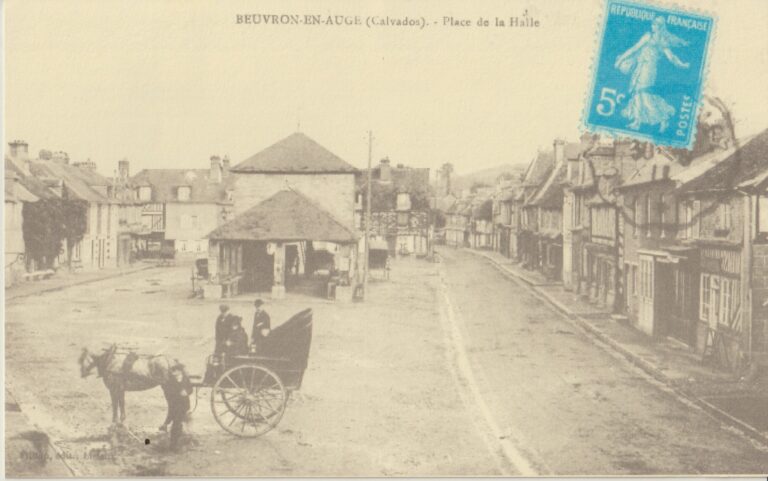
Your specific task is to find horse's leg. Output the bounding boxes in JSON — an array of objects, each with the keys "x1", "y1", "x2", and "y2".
[
  {"x1": 109, "y1": 388, "x2": 119, "y2": 425},
  {"x1": 119, "y1": 389, "x2": 126, "y2": 424}
]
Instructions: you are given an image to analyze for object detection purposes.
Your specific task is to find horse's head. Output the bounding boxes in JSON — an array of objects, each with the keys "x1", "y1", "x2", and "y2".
[{"x1": 78, "y1": 348, "x2": 98, "y2": 378}]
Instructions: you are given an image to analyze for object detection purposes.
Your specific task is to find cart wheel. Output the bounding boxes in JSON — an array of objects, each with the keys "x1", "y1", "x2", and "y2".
[{"x1": 211, "y1": 364, "x2": 287, "y2": 437}]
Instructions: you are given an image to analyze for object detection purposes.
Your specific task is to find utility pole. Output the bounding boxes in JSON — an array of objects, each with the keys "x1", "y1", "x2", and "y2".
[{"x1": 363, "y1": 130, "x2": 373, "y2": 300}]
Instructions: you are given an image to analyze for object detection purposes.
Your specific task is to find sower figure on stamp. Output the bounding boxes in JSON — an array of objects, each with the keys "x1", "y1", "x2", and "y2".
[
  {"x1": 250, "y1": 299, "x2": 271, "y2": 354},
  {"x1": 614, "y1": 16, "x2": 690, "y2": 132}
]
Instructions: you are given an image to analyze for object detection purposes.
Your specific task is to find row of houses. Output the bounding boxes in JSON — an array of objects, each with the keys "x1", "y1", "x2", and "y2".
[
  {"x1": 442, "y1": 116, "x2": 768, "y2": 371},
  {"x1": 5, "y1": 133, "x2": 432, "y2": 299}
]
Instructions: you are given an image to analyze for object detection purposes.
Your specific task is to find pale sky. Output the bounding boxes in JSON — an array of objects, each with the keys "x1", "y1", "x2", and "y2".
[{"x1": 4, "y1": 0, "x2": 768, "y2": 178}]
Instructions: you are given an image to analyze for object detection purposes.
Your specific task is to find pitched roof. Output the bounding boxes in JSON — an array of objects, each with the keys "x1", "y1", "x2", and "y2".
[
  {"x1": 529, "y1": 163, "x2": 567, "y2": 208},
  {"x1": 131, "y1": 169, "x2": 234, "y2": 204},
  {"x1": 231, "y1": 132, "x2": 358, "y2": 174},
  {"x1": 5, "y1": 157, "x2": 57, "y2": 201},
  {"x1": 521, "y1": 150, "x2": 555, "y2": 188},
  {"x1": 207, "y1": 189, "x2": 357, "y2": 242},
  {"x1": 677, "y1": 129, "x2": 768, "y2": 193},
  {"x1": 28, "y1": 160, "x2": 108, "y2": 202}
]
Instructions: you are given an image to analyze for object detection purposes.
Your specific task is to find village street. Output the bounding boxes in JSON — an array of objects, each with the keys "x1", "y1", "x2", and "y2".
[{"x1": 5, "y1": 252, "x2": 768, "y2": 476}]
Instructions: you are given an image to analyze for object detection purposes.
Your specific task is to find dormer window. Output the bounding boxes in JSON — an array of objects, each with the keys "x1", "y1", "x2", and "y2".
[
  {"x1": 177, "y1": 186, "x2": 191, "y2": 201},
  {"x1": 138, "y1": 186, "x2": 152, "y2": 201},
  {"x1": 396, "y1": 192, "x2": 412, "y2": 211}
]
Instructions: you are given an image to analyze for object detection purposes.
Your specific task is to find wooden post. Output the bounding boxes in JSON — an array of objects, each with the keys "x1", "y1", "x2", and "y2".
[
  {"x1": 363, "y1": 131, "x2": 373, "y2": 300},
  {"x1": 272, "y1": 242, "x2": 286, "y2": 299}
]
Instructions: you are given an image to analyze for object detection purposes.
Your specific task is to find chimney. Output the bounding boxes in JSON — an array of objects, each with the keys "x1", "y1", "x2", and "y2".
[
  {"x1": 210, "y1": 155, "x2": 222, "y2": 183},
  {"x1": 553, "y1": 139, "x2": 566, "y2": 167},
  {"x1": 73, "y1": 159, "x2": 97, "y2": 171},
  {"x1": 379, "y1": 157, "x2": 391, "y2": 182},
  {"x1": 222, "y1": 155, "x2": 230, "y2": 178},
  {"x1": 39, "y1": 149, "x2": 52, "y2": 160},
  {"x1": 118, "y1": 159, "x2": 130, "y2": 179},
  {"x1": 51, "y1": 151, "x2": 70, "y2": 164},
  {"x1": 8, "y1": 140, "x2": 29, "y2": 161}
]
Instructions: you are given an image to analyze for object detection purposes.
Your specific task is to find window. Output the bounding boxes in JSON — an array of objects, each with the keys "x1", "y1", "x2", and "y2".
[
  {"x1": 96, "y1": 204, "x2": 103, "y2": 235},
  {"x1": 759, "y1": 195, "x2": 768, "y2": 234},
  {"x1": 632, "y1": 197, "x2": 638, "y2": 236},
  {"x1": 138, "y1": 186, "x2": 152, "y2": 201},
  {"x1": 107, "y1": 205, "x2": 112, "y2": 235},
  {"x1": 700, "y1": 274, "x2": 710, "y2": 322},
  {"x1": 397, "y1": 212, "x2": 409, "y2": 227},
  {"x1": 718, "y1": 202, "x2": 732, "y2": 230},
  {"x1": 177, "y1": 186, "x2": 191, "y2": 201},
  {"x1": 700, "y1": 273, "x2": 741, "y2": 329},
  {"x1": 645, "y1": 194, "x2": 652, "y2": 237},
  {"x1": 683, "y1": 201, "x2": 700, "y2": 239},
  {"x1": 659, "y1": 194, "x2": 666, "y2": 237}
]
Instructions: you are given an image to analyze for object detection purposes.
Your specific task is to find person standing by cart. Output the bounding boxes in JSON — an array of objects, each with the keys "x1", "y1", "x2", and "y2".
[
  {"x1": 166, "y1": 364, "x2": 192, "y2": 451},
  {"x1": 251, "y1": 299, "x2": 271, "y2": 354},
  {"x1": 214, "y1": 304, "x2": 231, "y2": 354}
]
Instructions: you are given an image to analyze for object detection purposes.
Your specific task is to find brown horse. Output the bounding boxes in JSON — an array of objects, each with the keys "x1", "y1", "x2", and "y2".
[{"x1": 78, "y1": 345, "x2": 187, "y2": 428}]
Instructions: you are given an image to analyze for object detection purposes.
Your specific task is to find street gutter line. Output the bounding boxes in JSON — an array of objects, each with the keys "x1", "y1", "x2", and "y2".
[
  {"x1": 437, "y1": 273, "x2": 543, "y2": 476},
  {"x1": 5, "y1": 264, "x2": 158, "y2": 302},
  {"x1": 471, "y1": 249, "x2": 768, "y2": 449}
]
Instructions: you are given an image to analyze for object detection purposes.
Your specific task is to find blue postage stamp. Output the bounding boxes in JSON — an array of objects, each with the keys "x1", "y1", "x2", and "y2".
[{"x1": 585, "y1": 0, "x2": 714, "y2": 149}]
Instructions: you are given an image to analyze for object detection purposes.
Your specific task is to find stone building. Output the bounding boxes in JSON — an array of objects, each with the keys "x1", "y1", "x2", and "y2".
[{"x1": 131, "y1": 156, "x2": 235, "y2": 257}]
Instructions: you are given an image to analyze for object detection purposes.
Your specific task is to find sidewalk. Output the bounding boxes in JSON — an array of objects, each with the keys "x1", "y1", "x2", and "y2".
[
  {"x1": 5, "y1": 390, "x2": 75, "y2": 477},
  {"x1": 5, "y1": 262, "x2": 157, "y2": 301},
  {"x1": 466, "y1": 248, "x2": 768, "y2": 445}
]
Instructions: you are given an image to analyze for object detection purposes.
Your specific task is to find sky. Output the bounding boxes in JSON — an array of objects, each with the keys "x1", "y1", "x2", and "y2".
[{"x1": 4, "y1": 0, "x2": 768, "y2": 178}]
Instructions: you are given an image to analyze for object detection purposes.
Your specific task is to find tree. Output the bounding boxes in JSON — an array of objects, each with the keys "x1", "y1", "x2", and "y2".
[
  {"x1": 21, "y1": 198, "x2": 88, "y2": 271},
  {"x1": 61, "y1": 200, "x2": 88, "y2": 269},
  {"x1": 22, "y1": 199, "x2": 64, "y2": 270}
]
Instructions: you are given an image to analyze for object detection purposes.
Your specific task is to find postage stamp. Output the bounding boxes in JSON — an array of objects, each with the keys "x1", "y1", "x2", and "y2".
[{"x1": 585, "y1": 0, "x2": 714, "y2": 149}]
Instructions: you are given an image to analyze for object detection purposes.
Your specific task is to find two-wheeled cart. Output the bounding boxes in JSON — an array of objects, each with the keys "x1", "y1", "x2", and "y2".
[{"x1": 190, "y1": 308, "x2": 312, "y2": 437}]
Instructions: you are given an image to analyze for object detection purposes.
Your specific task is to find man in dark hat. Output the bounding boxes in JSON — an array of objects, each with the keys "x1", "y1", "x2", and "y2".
[
  {"x1": 165, "y1": 363, "x2": 192, "y2": 451},
  {"x1": 214, "y1": 304, "x2": 231, "y2": 355},
  {"x1": 251, "y1": 299, "x2": 271, "y2": 354},
  {"x1": 223, "y1": 316, "x2": 249, "y2": 358}
]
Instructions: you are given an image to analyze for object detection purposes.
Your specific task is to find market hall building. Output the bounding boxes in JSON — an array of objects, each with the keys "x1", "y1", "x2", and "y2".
[{"x1": 203, "y1": 132, "x2": 360, "y2": 300}]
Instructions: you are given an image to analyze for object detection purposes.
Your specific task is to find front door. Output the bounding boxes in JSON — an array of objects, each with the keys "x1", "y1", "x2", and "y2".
[{"x1": 638, "y1": 254, "x2": 656, "y2": 336}]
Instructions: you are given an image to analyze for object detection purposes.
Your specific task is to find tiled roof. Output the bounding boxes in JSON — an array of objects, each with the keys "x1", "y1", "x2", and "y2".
[
  {"x1": 231, "y1": 132, "x2": 358, "y2": 174},
  {"x1": 521, "y1": 150, "x2": 555, "y2": 187},
  {"x1": 677, "y1": 129, "x2": 768, "y2": 193},
  {"x1": 529, "y1": 163, "x2": 567, "y2": 208},
  {"x1": 5, "y1": 157, "x2": 57, "y2": 201},
  {"x1": 131, "y1": 169, "x2": 234, "y2": 204},
  {"x1": 28, "y1": 160, "x2": 109, "y2": 202},
  {"x1": 207, "y1": 189, "x2": 357, "y2": 242}
]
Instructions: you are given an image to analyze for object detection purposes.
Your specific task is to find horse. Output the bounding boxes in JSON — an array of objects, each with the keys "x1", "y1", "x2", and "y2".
[{"x1": 78, "y1": 345, "x2": 187, "y2": 428}]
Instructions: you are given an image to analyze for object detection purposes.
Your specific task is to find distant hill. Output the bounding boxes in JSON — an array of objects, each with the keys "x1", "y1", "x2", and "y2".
[{"x1": 449, "y1": 163, "x2": 527, "y2": 193}]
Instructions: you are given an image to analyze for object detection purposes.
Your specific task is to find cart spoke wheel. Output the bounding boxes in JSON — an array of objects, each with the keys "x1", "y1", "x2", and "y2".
[{"x1": 211, "y1": 364, "x2": 287, "y2": 437}]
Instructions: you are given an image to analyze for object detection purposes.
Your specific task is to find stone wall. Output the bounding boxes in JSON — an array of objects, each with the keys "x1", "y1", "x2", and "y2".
[
  {"x1": 751, "y1": 243, "x2": 768, "y2": 353},
  {"x1": 232, "y1": 172, "x2": 356, "y2": 230}
]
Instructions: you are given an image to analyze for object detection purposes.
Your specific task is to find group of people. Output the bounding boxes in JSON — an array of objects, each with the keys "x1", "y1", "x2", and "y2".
[
  {"x1": 162, "y1": 299, "x2": 273, "y2": 451},
  {"x1": 214, "y1": 299, "x2": 272, "y2": 358}
]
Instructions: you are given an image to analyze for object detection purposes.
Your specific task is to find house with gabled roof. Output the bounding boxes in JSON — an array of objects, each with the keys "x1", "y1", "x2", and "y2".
[
  {"x1": 204, "y1": 132, "x2": 360, "y2": 300},
  {"x1": 515, "y1": 148, "x2": 555, "y2": 268},
  {"x1": 355, "y1": 157, "x2": 432, "y2": 257},
  {"x1": 5, "y1": 148, "x2": 59, "y2": 284},
  {"x1": 131, "y1": 156, "x2": 235, "y2": 257},
  {"x1": 668, "y1": 128, "x2": 768, "y2": 368},
  {"x1": 15, "y1": 143, "x2": 139, "y2": 271}
]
